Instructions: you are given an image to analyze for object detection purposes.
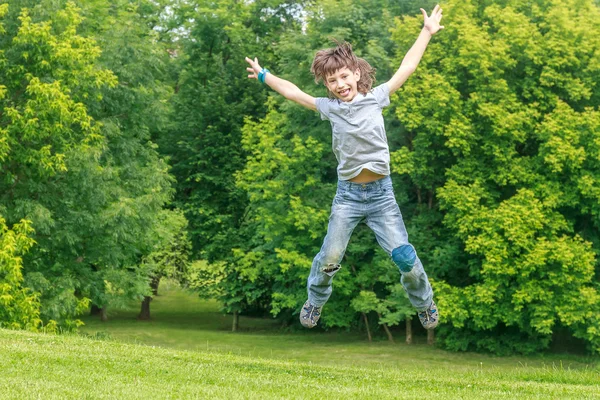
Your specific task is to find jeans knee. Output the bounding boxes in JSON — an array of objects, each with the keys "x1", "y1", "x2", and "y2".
[{"x1": 392, "y1": 244, "x2": 416, "y2": 273}]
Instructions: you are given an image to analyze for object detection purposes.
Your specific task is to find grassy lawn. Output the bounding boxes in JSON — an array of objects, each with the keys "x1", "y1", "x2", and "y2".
[{"x1": 1, "y1": 281, "x2": 599, "y2": 399}]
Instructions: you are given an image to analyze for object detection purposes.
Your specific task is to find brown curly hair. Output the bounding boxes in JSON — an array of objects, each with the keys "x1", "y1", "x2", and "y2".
[{"x1": 310, "y1": 41, "x2": 376, "y2": 98}]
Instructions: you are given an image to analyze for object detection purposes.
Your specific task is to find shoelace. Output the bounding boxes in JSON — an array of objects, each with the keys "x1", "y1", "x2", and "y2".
[
  {"x1": 419, "y1": 309, "x2": 431, "y2": 322},
  {"x1": 304, "y1": 304, "x2": 321, "y2": 322},
  {"x1": 419, "y1": 308, "x2": 436, "y2": 322}
]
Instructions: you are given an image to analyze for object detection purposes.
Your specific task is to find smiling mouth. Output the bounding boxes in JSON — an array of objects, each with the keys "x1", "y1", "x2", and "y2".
[{"x1": 339, "y1": 88, "x2": 351, "y2": 96}]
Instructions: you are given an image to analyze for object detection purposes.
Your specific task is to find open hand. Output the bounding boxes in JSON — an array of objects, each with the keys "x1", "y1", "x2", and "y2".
[
  {"x1": 245, "y1": 57, "x2": 262, "y2": 80},
  {"x1": 421, "y1": 5, "x2": 444, "y2": 35}
]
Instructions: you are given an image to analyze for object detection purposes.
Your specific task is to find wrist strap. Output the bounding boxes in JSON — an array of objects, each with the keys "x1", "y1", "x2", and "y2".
[{"x1": 258, "y1": 68, "x2": 270, "y2": 83}]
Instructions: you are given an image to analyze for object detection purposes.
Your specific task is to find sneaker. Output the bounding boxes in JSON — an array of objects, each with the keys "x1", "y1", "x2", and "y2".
[
  {"x1": 300, "y1": 300, "x2": 322, "y2": 328},
  {"x1": 418, "y1": 300, "x2": 439, "y2": 330}
]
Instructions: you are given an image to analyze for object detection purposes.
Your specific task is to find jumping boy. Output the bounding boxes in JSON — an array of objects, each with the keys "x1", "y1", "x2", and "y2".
[{"x1": 245, "y1": 5, "x2": 444, "y2": 330}]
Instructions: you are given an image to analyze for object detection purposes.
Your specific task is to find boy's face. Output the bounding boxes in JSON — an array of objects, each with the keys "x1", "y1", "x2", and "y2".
[{"x1": 325, "y1": 67, "x2": 361, "y2": 102}]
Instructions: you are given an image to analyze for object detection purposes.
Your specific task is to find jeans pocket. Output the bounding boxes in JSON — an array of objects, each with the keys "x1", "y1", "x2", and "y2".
[
  {"x1": 337, "y1": 188, "x2": 350, "y2": 200},
  {"x1": 332, "y1": 193, "x2": 348, "y2": 210},
  {"x1": 379, "y1": 185, "x2": 394, "y2": 197}
]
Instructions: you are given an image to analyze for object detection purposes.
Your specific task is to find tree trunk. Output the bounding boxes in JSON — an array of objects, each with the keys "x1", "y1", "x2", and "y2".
[
  {"x1": 232, "y1": 311, "x2": 239, "y2": 332},
  {"x1": 427, "y1": 328, "x2": 435, "y2": 345},
  {"x1": 362, "y1": 312, "x2": 372, "y2": 342},
  {"x1": 405, "y1": 317, "x2": 413, "y2": 345},
  {"x1": 428, "y1": 189, "x2": 434, "y2": 210},
  {"x1": 382, "y1": 323, "x2": 394, "y2": 343},
  {"x1": 100, "y1": 306, "x2": 108, "y2": 322},
  {"x1": 151, "y1": 275, "x2": 161, "y2": 296},
  {"x1": 90, "y1": 304, "x2": 101, "y2": 316},
  {"x1": 377, "y1": 312, "x2": 394, "y2": 343},
  {"x1": 138, "y1": 296, "x2": 152, "y2": 320}
]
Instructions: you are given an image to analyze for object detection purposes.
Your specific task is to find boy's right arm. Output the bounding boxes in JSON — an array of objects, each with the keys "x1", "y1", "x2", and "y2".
[{"x1": 245, "y1": 57, "x2": 316, "y2": 111}]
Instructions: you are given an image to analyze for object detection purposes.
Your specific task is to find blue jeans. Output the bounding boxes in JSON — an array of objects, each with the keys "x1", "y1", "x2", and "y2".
[{"x1": 307, "y1": 175, "x2": 433, "y2": 311}]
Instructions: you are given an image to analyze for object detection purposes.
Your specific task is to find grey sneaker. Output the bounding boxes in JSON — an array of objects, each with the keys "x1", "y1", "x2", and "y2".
[
  {"x1": 300, "y1": 300, "x2": 322, "y2": 328},
  {"x1": 418, "y1": 300, "x2": 439, "y2": 330}
]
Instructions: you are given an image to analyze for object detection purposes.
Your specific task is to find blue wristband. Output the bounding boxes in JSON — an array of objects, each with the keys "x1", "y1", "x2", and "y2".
[{"x1": 258, "y1": 68, "x2": 270, "y2": 83}]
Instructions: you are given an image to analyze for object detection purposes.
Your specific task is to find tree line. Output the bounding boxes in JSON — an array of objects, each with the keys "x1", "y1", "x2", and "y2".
[{"x1": 1, "y1": 0, "x2": 599, "y2": 355}]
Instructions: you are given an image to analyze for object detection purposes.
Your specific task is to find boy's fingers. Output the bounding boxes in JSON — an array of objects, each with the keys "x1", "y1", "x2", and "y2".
[
  {"x1": 420, "y1": 8, "x2": 427, "y2": 18},
  {"x1": 432, "y1": 4, "x2": 440, "y2": 15}
]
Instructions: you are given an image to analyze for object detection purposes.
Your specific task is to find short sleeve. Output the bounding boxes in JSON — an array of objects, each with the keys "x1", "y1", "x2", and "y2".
[
  {"x1": 315, "y1": 97, "x2": 331, "y2": 121},
  {"x1": 372, "y1": 83, "x2": 390, "y2": 108}
]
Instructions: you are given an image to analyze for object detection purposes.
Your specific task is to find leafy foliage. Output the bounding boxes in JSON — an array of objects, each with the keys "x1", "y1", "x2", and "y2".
[
  {"x1": 1, "y1": 0, "x2": 176, "y2": 327},
  {"x1": 0, "y1": 216, "x2": 42, "y2": 331},
  {"x1": 158, "y1": 0, "x2": 308, "y2": 262},
  {"x1": 227, "y1": 1, "x2": 418, "y2": 332},
  {"x1": 2, "y1": 0, "x2": 600, "y2": 355},
  {"x1": 390, "y1": 0, "x2": 600, "y2": 353},
  {"x1": 142, "y1": 209, "x2": 192, "y2": 284}
]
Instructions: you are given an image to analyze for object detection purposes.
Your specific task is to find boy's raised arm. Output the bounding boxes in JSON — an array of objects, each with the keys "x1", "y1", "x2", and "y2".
[
  {"x1": 245, "y1": 57, "x2": 316, "y2": 111},
  {"x1": 386, "y1": 5, "x2": 444, "y2": 95}
]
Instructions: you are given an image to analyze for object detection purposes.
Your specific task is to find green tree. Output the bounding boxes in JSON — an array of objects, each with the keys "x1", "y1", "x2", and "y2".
[
  {"x1": 157, "y1": 0, "x2": 314, "y2": 323},
  {"x1": 1, "y1": 0, "x2": 176, "y2": 327},
  {"x1": 390, "y1": 0, "x2": 600, "y2": 353},
  {"x1": 0, "y1": 1, "x2": 115, "y2": 328},
  {"x1": 0, "y1": 216, "x2": 42, "y2": 331},
  {"x1": 138, "y1": 209, "x2": 191, "y2": 320},
  {"x1": 159, "y1": 0, "x2": 305, "y2": 263},
  {"x1": 74, "y1": 0, "x2": 178, "y2": 318},
  {"x1": 231, "y1": 0, "x2": 419, "y2": 332}
]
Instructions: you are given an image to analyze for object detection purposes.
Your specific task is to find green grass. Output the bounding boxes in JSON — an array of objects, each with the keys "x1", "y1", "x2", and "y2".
[{"x1": 1, "y1": 281, "x2": 599, "y2": 399}]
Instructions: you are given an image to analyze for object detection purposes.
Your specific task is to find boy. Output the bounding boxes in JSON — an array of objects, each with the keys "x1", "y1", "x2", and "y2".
[{"x1": 245, "y1": 6, "x2": 444, "y2": 330}]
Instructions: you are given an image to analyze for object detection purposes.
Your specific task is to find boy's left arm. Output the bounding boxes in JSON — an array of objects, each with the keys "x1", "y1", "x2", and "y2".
[{"x1": 386, "y1": 5, "x2": 444, "y2": 95}]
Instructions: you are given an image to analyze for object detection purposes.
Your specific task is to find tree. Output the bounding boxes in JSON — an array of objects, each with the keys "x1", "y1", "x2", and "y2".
[
  {"x1": 159, "y1": 0, "x2": 306, "y2": 263},
  {"x1": 0, "y1": 1, "x2": 116, "y2": 328},
  {"x1": 74, "y1": 0, "x2": 179, "y2": 319},
  {"x1": 1, "y1": 0, "x2": 176, "y2": 327},
  {"x1": 0, "y1": 216, "x2": 43, "y2": 331},
  {"x1": 217, "y1": 0, "x2": 443, "y2": 334},
  {"x1": 157, "y1": 0, "x2": 312, "y2": 321},
  {"x1": 138, "y1": 209, "x2": 191, "y2": 320},
  {"x1": 390, "y1": 0, "x2": 600, "y2": 353}
]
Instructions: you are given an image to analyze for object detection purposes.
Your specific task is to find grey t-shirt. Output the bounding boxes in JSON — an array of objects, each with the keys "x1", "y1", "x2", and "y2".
[{"x1": 315, "y1": 83, "x2": 391, "y2": 181}]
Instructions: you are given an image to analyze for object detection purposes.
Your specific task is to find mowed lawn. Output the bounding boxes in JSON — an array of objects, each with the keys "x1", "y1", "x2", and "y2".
[{"x1": 1, "y1": 282, "x2": 599, "y2": 399}]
